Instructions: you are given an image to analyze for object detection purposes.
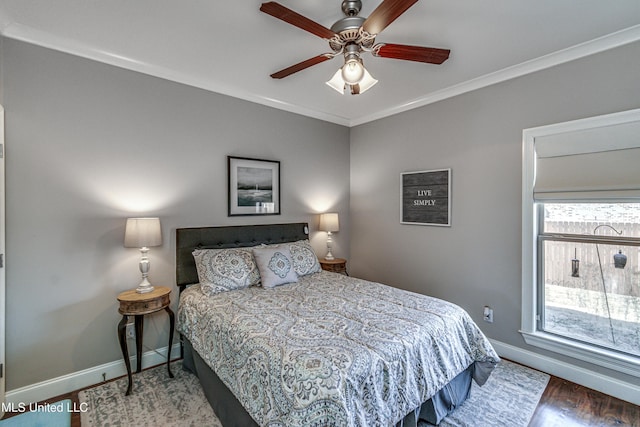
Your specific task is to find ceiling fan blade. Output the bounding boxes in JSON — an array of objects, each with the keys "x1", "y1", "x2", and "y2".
[
  {"x1": 270, "y1": 54, "x2": 334, "y2": 79},
  {"x1": 362, "y1": 0, "x2": 419, "y2": 35},
  {"x1": 260, "y1": 2, "x2": 337, "y2": 40},
  {"x1": 373, "y1": 43, "x2": 450, "y2": 64}
]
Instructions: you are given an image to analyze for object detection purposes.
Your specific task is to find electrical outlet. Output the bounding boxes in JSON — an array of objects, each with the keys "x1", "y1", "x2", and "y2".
[
  {"x1": 483, "y1": 306, "x2": 494, "y2": 323},
  {"x1": 126, "y1": 323, "x2": 135, "y2": 339}
]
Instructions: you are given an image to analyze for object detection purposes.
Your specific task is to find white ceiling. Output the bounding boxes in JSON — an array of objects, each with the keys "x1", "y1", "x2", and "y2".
[{"x1": 0, "y1": 1, "x2": 639, "y2": 126}]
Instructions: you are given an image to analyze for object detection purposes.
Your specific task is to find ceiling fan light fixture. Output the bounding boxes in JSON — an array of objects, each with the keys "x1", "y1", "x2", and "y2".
[{"x1": 326, "y1": 66, "x2": 377, "y2": 95}]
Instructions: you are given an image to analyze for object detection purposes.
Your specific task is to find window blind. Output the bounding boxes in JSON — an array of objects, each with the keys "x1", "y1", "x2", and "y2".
[{"x1": 533, "y1": 120, "x2": 640, "y2": 201}]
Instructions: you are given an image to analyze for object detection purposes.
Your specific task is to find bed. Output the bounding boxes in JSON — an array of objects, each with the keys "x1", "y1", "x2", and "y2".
[{"x1": 176, "y1": 223, "x2": 500, "y2": 427}]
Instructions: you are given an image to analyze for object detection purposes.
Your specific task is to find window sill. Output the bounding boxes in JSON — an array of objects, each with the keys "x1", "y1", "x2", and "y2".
[{"x1": 520, "y1": 330, "x2": 640, "y2": 377}]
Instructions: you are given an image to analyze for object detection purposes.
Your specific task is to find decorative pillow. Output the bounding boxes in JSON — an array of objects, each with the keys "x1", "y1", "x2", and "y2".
[
  {"x1": 288, "y1": 239, "x2": 322, "y2": 276},
  {"x1": 265, "y1": 240, "x2": 321, "y2": 277},
  {"x1": 192, "y1": 248, "x2": 260, "y2": 296},
  {"x1": 252, "y1": 246, "x2": 298, "y2": 288}
]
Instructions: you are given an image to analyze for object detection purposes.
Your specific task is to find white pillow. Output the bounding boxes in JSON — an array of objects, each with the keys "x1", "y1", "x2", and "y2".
[
  {"x1": 193, "y1": 248, "x2": 260, "y2": 296},
  {"x1": 252, "y1": 246, "x2": 298, "y2": 288}
]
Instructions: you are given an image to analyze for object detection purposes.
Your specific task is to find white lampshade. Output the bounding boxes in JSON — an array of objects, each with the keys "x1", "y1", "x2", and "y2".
[
  {"x1": 319, "y1": 213, "x2": 339, "y2": 233},
  {"x1": 357, "y1": 69, "x2": 378, "y2": 94},
  {"x1": 326, "y1": 69, "x2": 346, "y2": 94},
  {"x1": 124, "y1": 218, "x2": 162, "y2": 248}
]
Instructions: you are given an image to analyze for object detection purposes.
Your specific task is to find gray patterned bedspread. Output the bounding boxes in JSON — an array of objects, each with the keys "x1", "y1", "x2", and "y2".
[{"x1": 177, "y1": 271, "x2": 500, "y2": 427}]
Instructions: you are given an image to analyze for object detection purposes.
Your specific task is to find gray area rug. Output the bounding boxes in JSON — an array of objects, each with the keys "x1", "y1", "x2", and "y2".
[
  {"x1": 424, "y1": 360, "x2": 550, "y2": 427},
  {"x1": 79, "y1": 360, "x2": 549, "y2": 427},
  {"x1": 79, "y1": 361, "x2": 220, "y2": 427}
]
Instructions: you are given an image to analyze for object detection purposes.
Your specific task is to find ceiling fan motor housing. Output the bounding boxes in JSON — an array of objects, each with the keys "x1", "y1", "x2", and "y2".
[
  {"x1": 330, "y1": 17, "x2": 366, "y2": 45},
  {"x1": 330, "y1": 0, "x2": 368, "y2": 51}
]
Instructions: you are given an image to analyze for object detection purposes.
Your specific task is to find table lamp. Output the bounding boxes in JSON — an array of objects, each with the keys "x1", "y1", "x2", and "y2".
[
  {"x1": 124, "y1": 217, "x2": 162, "y2": 293},
  {"x1": 319, "y1": 213, "x2": 339, "y2": 260}
]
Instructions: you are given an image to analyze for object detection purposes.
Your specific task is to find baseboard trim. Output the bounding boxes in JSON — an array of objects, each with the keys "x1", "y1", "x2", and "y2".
[
  {"x1": 490, "y1": 339, "x2": 639, "y2": 405},
  {"x1": 6, "y1": 340, "x2": 638, "y2": 407},
  {"x1": 5, "y1": 343, "x2": 181, "y2": 405}
]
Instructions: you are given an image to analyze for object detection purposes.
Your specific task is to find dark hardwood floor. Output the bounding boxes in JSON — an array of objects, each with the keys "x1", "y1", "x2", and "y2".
[
  {"x1": 2, "y1": 361, "x2": 638, "y2": 426},
  {"x1": 530, "y1": 375, "x2": 639, "y2": 427}
]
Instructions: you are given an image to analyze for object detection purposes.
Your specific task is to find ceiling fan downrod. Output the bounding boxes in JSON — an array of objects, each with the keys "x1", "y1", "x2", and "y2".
[{"x1": 341, "y1": 0, "x2": 362, "y2": 16}]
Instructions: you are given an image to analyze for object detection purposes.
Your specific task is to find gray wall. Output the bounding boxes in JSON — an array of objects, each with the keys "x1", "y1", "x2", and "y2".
[
  {"x1": 350, "y1": 41, "x2": 640, "y2": 383},
  {"x1": 2, "y1": 33, "x2": 639, "y2": 393},
  {"x1": 0, "y1": 38, "x2": 350, "y2": 390}
]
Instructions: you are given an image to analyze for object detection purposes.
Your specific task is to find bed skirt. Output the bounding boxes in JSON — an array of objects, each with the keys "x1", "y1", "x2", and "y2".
[{"x1": 182, "y1": 339, "x2": 473, "y2": 427}]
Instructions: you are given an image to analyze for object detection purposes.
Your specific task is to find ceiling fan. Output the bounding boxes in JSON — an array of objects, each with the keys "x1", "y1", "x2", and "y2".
[{"x1": 260, "y1": 0, "x2": 450, "y2": 95}]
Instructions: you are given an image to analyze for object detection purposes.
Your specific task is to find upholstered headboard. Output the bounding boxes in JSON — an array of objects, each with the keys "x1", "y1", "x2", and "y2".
[{"x1": 176, "y1": 222, "x2": 309, "y2": 290}]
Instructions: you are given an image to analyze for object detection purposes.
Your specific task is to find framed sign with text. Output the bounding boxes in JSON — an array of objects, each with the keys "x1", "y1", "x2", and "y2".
[{"x1": 401, "y1": 168, "x2": 451, "y2": 226}]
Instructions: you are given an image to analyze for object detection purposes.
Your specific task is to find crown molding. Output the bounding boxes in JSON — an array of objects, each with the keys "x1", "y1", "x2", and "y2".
[
  {"x1": 0, "y1": 22, "x2": 352, "y2": 127},
  {"x1": 2, "y1": 21, "x2": 639, "y2": 128},
  {"x1": 350, "y1": 24, "x2": 640, "y2": 127}
]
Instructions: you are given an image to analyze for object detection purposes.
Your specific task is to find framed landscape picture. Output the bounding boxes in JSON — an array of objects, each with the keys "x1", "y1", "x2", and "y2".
[
  {"x1": 228, "y1": 156, "x2": 280, "y2": 216},
  {"x1": 401, "y1": 168, "x2": 451, "y2": 226}
]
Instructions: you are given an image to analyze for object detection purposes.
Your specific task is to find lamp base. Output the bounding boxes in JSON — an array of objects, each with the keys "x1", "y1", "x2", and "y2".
[
  {"x1": 135, "y1": 278, "x2": 155, "y2": 294},
  {"x1": 136, "y1": 285, "x2": 154, "y2": 294},
  {"x1": 136, "y1": 250, "x2": 154, "y2": 293},
  {"x1": 325, "y1": 232, "x2": 335, "y2": 260}
]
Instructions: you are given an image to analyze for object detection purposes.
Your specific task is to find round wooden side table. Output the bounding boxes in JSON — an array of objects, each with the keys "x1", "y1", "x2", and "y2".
[{"x1": 117, "y1": 286, "x2": 174, "y2": 395}]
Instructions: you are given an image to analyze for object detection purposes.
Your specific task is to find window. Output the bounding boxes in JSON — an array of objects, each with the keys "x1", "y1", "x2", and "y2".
[
  {"x1": 522, "y1": 109, "x2": 640, "y2": 376},
  {"x1": 539, "y1": 203, "x2": 640, "y2": 358}
]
